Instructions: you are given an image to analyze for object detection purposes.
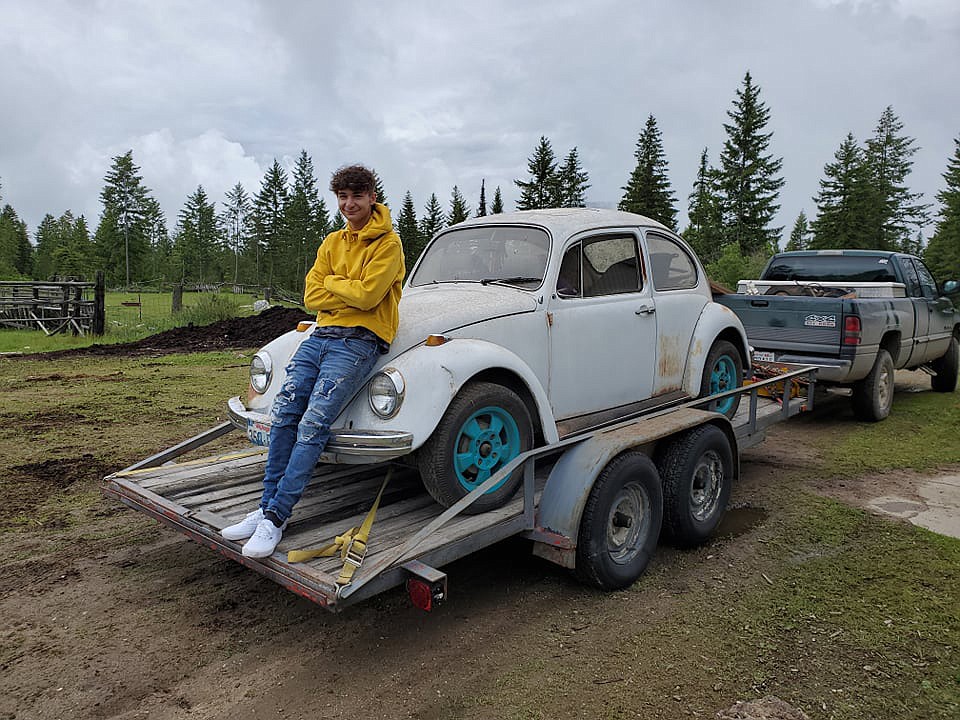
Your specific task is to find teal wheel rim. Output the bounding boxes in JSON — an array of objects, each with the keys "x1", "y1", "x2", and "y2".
[
  {"x1": 453, "y1": 406, "x2": 522, "y2": 493},
  {"x1": 710, "y1": 355, "x2": 737, "y2": 414}
]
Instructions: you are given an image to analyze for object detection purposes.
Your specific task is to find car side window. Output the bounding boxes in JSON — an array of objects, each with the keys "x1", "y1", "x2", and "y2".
[
  {"x1": 557, "y1": 244, "x2": 582, "y2": 297},
  {"x1": 900, "y1": 258, "x2": 923, "y2": 297},
  {"x1": 912, "y1": 259, "x2": 939, "y2": 300},
  {"x1": 646, "y1": 234, "x2": 698, "y2": 291},
  {"x1": 580, "y1": 235, "x2": 642, "y2": 297}
]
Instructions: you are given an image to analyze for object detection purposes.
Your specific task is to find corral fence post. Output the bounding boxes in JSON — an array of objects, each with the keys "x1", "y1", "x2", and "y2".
[
  {"x1": 172, "y1": 284, "x2": 183, "y2": 313},
  {"x1": 93, "y1": 271, "x2": 106, "y2": 335}
]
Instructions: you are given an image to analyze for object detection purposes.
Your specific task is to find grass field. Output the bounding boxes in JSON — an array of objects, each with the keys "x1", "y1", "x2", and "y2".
[{"x1": 0, "y1": 290, "x2": 275, "y2": 354}]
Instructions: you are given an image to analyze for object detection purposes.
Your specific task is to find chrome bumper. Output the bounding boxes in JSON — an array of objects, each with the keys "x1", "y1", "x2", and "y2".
[{"x1": 226, "y1": 396, "x2": 414, "y2": 458}]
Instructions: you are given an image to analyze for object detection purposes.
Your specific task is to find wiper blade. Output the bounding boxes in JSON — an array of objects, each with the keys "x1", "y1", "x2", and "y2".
[{"x1": 479, "y1": 276, "x2": 542, "y2": 287}]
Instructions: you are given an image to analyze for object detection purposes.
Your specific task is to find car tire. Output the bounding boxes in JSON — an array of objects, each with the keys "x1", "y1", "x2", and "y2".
[
  {"x1": 418, "y1": 381, "x2": 533, "y2": 514},
  {"x1": 574, "y1": 452, "x2": 663, "y2": 591},
  {"x1": 931, "y1": 336, "x2": 959, "y2": 393},
  {"x1": 657, "y1": 424, "x2": 734, "y2": 548},
  {"x1": 700, "y1": 340, "x2": 744, "y2": 418},
  {"x1": 851, "y1": 349, "x2": 895, "y2": 421}
]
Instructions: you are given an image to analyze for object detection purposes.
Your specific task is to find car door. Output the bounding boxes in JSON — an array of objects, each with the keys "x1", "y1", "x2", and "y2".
[
  {"x1": 547, "y1": 232, "x2": 656, "y2": 426},
  {"x1": 644, "y1": 232, "x2": 709, "y2": 394},
  {"x1": 912, "y1": 258, "x2": 954, "y2": 362}
]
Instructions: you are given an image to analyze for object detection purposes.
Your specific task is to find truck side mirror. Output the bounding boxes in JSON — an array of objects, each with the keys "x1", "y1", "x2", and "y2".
[{"x1": 943, "y1": 280, "x2": 960, "y2": 295}]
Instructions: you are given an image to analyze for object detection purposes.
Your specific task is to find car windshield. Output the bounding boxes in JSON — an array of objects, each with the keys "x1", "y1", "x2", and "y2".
[{"x1": 409, "y1": 226, "x2": 550, "y2": 288}]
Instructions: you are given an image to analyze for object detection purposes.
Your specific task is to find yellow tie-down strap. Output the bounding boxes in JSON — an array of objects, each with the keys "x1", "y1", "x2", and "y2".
[{"x1": 286, "y1": 469, "x2": 392, "y2": 586}]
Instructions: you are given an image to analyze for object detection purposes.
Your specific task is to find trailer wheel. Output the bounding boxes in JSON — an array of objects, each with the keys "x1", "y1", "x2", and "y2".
[
  {"x1": 851, "y1": 349, "x2": 894, "y2": 421},
  {"x1": 931, "y1": 336, "x2": 959, "y2": 393},
  {"x1": 700, "y1": 340, "x2": 743, "y2": 418},
  {"x1": 574, "y1": 452, "x2": 663, "y2": 590},
  {"x1": 418, "y1": 381, "x2": 533, "y2": 514},
  {"x1": 657, "y1": 424, "x2": 734, "y2": 547}
]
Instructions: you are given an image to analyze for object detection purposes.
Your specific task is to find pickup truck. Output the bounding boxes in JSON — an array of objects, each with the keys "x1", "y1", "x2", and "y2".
[{"x1": 715, "y1": 249, "x2": 960, "y2": 421}]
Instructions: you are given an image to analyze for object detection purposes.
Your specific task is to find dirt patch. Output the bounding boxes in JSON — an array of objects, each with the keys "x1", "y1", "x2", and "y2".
[
  {"x1": 2, "y1": 453, "x2": 117, "y2": 523},
  {"x1": 12, "y1": 306, "x2": 313, "y2": 359}
]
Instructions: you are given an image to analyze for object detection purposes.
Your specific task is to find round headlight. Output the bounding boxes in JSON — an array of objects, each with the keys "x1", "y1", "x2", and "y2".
[
  {"x1": 368, "y1": 368, "x2": 404, "y2": 418},
  {"x1": 250, "y1": 352, "x2": 273, "y2": 394}
]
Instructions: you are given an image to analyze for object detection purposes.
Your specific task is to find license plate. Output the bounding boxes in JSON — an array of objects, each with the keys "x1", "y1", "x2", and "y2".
[
  {"x1": 753, "y1": 350, "x2": 776, "y2": 363},
  {"x1": 246, "y1": 420, "x2": 271, "y2": 447}
]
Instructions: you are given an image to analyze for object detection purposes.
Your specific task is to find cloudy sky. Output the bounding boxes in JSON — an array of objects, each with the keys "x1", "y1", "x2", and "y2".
[{"x1": 2, "y1": 1, "x2": 958, "y2": 244}]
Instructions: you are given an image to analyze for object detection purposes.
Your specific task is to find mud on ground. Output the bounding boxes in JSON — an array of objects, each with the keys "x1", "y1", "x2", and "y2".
[{"x1": 0, "y1": 344, "x2": 956, "y2": 719}]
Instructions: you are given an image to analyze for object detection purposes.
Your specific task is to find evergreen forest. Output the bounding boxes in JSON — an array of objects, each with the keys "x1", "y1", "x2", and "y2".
[{"x1": 2, "y1": 72, "x2": 959, "y2": 296}]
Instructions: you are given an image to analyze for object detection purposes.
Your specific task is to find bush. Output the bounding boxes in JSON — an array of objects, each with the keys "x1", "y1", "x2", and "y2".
[{"x1": 175, "y1": 293, "x2": 239, "y2": 326}]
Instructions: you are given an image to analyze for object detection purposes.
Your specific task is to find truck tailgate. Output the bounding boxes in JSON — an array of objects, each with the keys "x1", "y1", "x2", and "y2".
[{"x1": 716, "y1": 294, "x2": 844, "y2": 357}]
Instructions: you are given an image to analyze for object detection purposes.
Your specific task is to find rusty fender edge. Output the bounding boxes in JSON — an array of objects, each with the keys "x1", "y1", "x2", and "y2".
[{"x1": 101, "y1": 478, "x2": 341, "y2": 611}]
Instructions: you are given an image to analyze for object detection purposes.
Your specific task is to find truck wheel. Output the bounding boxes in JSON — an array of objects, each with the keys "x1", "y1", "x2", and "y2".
[
  {"x1": 851, "y1": 349, "x2": 895, "y2": 421},
  {"x1": 574, "y1": 452, "x2": 663, "y2": 590},
  {"x1": 931, "y1": 337, "x2": 959, "y2": 392},
  {"x1": 418, "y1": 381, "x2": 533, "y2": 514},
  {"x1": 657, "y1": 424, "x2": 734, "y2": 547},
  {"x1": 700, "y1": 340, "x2": 743, "y2": 418}
]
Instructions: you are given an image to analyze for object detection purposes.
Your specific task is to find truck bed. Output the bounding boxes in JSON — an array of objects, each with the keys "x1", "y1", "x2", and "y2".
[{"x1": 102, "y1": 368, "x2": 816, "y2": 611}]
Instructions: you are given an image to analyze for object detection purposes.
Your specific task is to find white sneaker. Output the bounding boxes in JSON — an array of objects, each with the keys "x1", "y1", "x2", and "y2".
[
  {"x1": 241, "y1": 518, "x2": 285, "y2": 558},
  {"x1": 221, "y1": 508, "x2": 265, "y2": 541}
]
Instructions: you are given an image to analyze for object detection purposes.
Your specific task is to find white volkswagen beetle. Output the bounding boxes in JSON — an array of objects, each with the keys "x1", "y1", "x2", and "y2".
[{"x1": 227, "y1": 208, "x2": 749, "y2": 513}]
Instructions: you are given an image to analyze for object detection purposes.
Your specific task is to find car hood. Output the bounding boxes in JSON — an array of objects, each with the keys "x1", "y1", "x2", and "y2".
[{"x1": 387, "y1": 284, "x2": 539, "y2": 358}]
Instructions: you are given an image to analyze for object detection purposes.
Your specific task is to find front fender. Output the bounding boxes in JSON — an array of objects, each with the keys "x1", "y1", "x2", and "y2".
[
  {"x1": 334, "y1": 338, "x2": 557, "y2": 451},
  {"x1": 681, "y1": 303, "x2": 750, "y2": 396}
]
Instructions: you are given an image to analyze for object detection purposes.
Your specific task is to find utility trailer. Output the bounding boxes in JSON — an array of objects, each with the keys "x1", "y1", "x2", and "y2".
[{"x1": 102, "y1": 366, "x2": 817, "y2": 612}]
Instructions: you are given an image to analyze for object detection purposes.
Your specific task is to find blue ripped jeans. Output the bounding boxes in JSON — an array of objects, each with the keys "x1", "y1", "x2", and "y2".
[{"x1": 260, "y1": 329, "x2": 380, "y2": 523}]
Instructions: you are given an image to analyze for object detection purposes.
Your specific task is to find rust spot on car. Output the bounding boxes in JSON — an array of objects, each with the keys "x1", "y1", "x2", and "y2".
[{"x1": 657, "y1": 335, "x2": 682, "y2": 378}]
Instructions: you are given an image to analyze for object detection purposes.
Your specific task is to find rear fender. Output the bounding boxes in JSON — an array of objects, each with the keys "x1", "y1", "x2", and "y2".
[{"x1": 682, "y1": 304, "x2": 750, "y2": 395}]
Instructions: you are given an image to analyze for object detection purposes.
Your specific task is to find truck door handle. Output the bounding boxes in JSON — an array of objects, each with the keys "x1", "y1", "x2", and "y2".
[
  {"x1": 750, "y1": 299, "x2": 769, "y2": 307},
  {"x1": 635, "y1": 305, "x2": 656, "y2": 315}
]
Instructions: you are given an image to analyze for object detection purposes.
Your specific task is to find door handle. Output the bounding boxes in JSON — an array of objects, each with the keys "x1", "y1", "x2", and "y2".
[{"x1": 635, "y1": 305, "x2": 656, "y2": 315}]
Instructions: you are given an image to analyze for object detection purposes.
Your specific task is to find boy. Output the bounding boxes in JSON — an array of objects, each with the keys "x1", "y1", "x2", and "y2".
[{"x1": 222, "y1": 165, "x2": 404, "y2": 558}]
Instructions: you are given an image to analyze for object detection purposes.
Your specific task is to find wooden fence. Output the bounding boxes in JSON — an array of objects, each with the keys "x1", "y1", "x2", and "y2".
[{"x1": 0, "y1": 272, "x2": 105, "y2": 336}]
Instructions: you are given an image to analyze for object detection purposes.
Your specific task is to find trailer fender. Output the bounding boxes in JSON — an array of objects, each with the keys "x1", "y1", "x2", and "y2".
[{"x1": 534, "y1": 408, "x2": 737, "y2": 567}]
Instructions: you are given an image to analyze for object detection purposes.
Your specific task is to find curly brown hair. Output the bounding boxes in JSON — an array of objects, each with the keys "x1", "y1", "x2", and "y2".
[{"x1": 329, "y1": 165, "x2": 377, "y2": 194}]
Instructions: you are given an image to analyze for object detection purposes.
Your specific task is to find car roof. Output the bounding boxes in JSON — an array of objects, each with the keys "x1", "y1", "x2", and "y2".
[{"x1": 454, "y1": 207, "x2": 672, "y2": 237}]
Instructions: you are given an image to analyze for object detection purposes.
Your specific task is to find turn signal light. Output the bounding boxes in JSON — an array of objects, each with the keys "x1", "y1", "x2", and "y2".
[
  {"x1": 406, "y1": 578, "x2": 444, "y2": 611},
  {"x1": 843, "y1": 316, "x2": 862, "y2": 345},
  {"x1": 296, "y1": 322, "x2": 313, "y2": 332},
  {"x1": 425, "y1": 334, "x2": 449, "y2": 347}
]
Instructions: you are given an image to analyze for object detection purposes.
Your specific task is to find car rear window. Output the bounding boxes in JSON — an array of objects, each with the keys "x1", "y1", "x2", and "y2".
[{"x1": 762, "y1": 255, "x2": 898, "y2": 283}]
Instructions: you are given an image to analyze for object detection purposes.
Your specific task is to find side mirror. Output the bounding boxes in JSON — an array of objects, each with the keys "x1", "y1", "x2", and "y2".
[{"x1": 943, "y1": 280, "x2": 960, "y2": 295}]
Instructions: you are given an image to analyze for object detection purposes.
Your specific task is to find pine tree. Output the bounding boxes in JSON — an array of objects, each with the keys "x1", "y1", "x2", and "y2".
[
  {"x1": 619, "y1": 115, "x2": 676, "y2": 228},
  {"x1": 448, "y1": 185, "x2": 470, "y2": 226},
  {"x1": 515, "y1": 136, "x2": 559, "y2": 210},
  {"x1": 175, "y1": 186, "x2": 220, "y2": 283},
  {"x1": 373, "y1": 172, "x2": 388, "y2": 208},
  {"x1": 252, "y1": 159, "x2": 289, "y2": 288},
  {"x1": 558, "y1": 147, "x2": 591, "y2": 208},
  {"x1": 52, "y1": 214, "x2": 94, "y2": 279},
  {"x1": 33, "y1": 214, "x2": 59, "y2": 279},
  {"x1": 286, "y1": 151, "x2": 326, "y2": 292},
  {"x1": 223, "y1": 182, "x2": 253, "y2": 285},
  {"x1": 0, "y1": 204, "x2": 32, "y2": 278},
  {"x1": 95, "y1": 150, "x2": 153, "y2": 286},
  {"x1": 141, "y1": 197, "x2": 169, "y2": 281},
  {"x1": 810, "y1": 133, "x2": 877, "y2": 249},
  {"x1": 785, "y1": 211, "x2": 812, "y2": 251},
  {"x1": 477, "y1": 179, "x2": 487, "y2": 217},
  {"x1": 718, "y1": 72, "x2": 785, "y2": 255},
  {"x1": 864, "y1": 106, "x2": 931, "y2": 251},
  {"x1": 491, "y1": 186, "x2": 504, "y2": 214},
  {"x1": 683, "y1": 149, "x2": 725, "y2": 264},
  {"x1": 924, "y1": 136, "x2": 960, "y2": 280},
  {"x1": 396, "y1": 190, "x2": 423, "y2": 273},
  {"x1": 419, "y1": 193, "x2": 445, "y2": 243}
]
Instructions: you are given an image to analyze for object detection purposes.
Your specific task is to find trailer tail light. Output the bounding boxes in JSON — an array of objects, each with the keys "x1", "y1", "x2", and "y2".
[
  {"x1": 406, "y1": 578, "x2": 445, "y2": 611},
  {"x1": 843, "y1": 316, "x2": 862, "y2": 345}
]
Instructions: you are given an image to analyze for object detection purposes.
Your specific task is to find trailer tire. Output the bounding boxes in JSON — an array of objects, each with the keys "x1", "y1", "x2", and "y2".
[
  {"x1": 931, "y1": 336, "x2": 959, "y2": 393},
  {"x1": 700, "y1": 340, "x2": 743, "y2": 418},
  {"x1": 574, "y1": 452, "x2": 663, "y2": 590},
  {"x1": 851, "y1": 349, "x2": 894, "y2": 421},
  {"x1": 418, "y1": 381, "x2": 533, "y2": 514},
  {"x1": 657, "y1": 424, "x2": 734, "y2": 547}
]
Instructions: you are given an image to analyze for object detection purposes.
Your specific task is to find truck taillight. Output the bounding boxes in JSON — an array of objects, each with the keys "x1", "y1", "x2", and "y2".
[{"x1": 843, "y1": 316, "x2": 861, "y2": 345}]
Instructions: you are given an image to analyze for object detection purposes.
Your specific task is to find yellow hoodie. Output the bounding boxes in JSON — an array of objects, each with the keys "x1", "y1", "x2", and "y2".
[{"x1": 303, "y1": 203, "x2": 404, "y2": 344}]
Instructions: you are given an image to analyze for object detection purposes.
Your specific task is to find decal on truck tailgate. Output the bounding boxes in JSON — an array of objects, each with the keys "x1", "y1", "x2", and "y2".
[{"x1": 804, "y1": 314, "x2": 836, "y2": 328}]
